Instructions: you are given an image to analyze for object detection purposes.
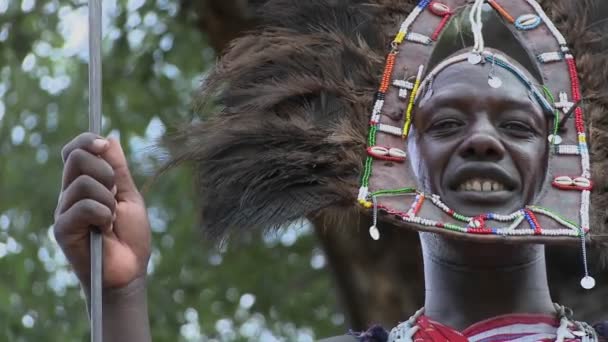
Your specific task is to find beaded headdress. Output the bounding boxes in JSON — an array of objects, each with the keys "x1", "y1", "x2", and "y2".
[{"x1": 356, "y1": 0, "x2": 603, "y2": 288}]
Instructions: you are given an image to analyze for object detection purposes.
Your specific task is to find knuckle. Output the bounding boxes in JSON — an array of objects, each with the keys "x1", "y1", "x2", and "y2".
[
  {"x1": 77, "y1": 199, "x2": 112, "y2": 221},
  {"x1": 62, "y1": 133, "x2": 96, "y2": 162},
  {"x1": 61, "y1": 145, "x2": 69, "y2": 163},
  {"x1": 77, "y1": 198, "x2": 99, "y2": 216},
  {"x1": 54, "y1": 192, "x2": 70, "y2": 219},
  {"x1": 53, "y1": 215, "x2": 69, "y2": 241},
  {"x1": 99, "y1": 161, "x2": 116, "y2": 185},
  {"x1": 53, "y1": 205, "x2": 61, "y2": 222},
  {"x1": 72, "y1": 174, "x2": 96, "y2": 191},
  {"x1": 65, "y1": 148, "x2": 87, "y2": 167},
  {"x1": 78, "y1": 132, "x2": 98, "y2": 144},
  {"x1": 106, "y1": 164, "x2": 116, "y2": 180}
]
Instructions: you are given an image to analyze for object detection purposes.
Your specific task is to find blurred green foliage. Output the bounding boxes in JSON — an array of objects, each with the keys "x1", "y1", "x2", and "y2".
[{"x1": 0, "y1": 0, "x2": 343, "y2": 340}]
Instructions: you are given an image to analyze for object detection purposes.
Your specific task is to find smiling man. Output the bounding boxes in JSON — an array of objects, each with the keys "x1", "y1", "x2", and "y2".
[
  {"x1": 357, "y1": 47, "x2": 579, "y2": 339},
  {"x1": 341, "y1": 0, "x2": 607, "y2": 339}
]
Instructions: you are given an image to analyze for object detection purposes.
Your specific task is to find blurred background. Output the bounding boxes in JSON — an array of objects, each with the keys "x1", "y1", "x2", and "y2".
[{"x1": 1, "y1": 0, "x2": 607, "y2": 341}]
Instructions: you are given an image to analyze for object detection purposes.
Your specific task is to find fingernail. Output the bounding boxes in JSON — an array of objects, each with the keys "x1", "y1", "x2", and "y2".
[
  {"x1": 92, "y1": 138, "x2": 108, "y2": 150},
  {"x1": 112, "y1": 211, "x2": 117, "y2": 221},
  {"x1": 111, "y1": 185, "x2": 117, "y2": 195}
]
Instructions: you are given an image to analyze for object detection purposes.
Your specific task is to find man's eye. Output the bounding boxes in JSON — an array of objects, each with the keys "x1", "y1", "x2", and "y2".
[
  {"x1": 501, "y1": 121, "x2": 533, "y2": 132},
  {"x1": 429, "y1": 120, "x2": 463, "y2": 131}
]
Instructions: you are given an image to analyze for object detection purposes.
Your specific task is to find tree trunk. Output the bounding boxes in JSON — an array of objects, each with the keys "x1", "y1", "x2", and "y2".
[
  {"x1": 312, "y1": 215, "x2": 425, "y2": 330},
  {"x1": 185, "y1": 0, "x2": 608, "y2": 330},
  {"x1": 180, "y1": 0, "x2": 260, "y2": 52}
]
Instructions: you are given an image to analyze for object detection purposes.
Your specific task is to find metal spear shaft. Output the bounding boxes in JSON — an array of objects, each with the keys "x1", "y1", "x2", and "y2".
[{"x1": 88, "y1": 0, "x2": 103, "y2": 341}]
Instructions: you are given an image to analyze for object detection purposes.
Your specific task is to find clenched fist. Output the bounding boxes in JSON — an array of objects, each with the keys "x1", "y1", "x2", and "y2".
[{"x1": 54, "y1": 132, "x2": 151, "y2": 291}]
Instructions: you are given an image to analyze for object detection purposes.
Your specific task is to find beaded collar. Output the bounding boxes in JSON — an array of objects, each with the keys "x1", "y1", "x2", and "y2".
[
  {"x1": 354, "y1": 304, "x2": 600, "y2": 342},
  {"x1": 357, "y1": 0, "x2": 596, "y2": 288}
]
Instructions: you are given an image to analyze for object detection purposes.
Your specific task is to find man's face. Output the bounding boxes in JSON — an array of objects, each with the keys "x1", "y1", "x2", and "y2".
[{"x1": 412, "y1": 61, "x2": 549, "y2": 216}]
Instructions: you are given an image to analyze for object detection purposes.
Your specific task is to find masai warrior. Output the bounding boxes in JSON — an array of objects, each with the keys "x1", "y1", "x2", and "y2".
[{"x1": 53, "y1": 0, "x2": 608, "y2": 340}]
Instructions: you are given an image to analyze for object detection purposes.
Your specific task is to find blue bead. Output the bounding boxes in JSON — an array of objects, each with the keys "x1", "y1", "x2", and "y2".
[{"x1": 417, "y1": 0, "x2": 431, "y2": 9}]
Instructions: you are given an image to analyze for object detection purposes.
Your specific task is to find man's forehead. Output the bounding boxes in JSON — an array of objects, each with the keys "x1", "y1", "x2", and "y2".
[{"x1": 431, "y1": 61, "x2": 536, "y2": 87}]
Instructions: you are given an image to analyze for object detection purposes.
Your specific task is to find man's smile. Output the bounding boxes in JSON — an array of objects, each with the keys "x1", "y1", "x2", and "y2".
[{"x1": 438, "y1": 161, "x2": 524, "y2": 213}]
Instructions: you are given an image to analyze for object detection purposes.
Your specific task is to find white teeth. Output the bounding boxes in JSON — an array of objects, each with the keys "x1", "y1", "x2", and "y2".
[
  {"x1": 472, "y1": 180, "x2": 482, "y2": 192},
  {"x1": 458, "y1": 179, "x2": 507, "y2": 192},
  {"x1": 492, "y1": 182, "x2": 503, "y2": 191}
]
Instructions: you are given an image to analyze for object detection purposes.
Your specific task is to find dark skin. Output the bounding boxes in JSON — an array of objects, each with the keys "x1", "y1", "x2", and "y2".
[{"x1": 411, "y1": 60, "x2": 556, "y2": 330}]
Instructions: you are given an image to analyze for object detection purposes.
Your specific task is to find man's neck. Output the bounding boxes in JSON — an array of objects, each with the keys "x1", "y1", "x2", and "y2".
[{"x1": 420, "y1": 233, "x2": 556, "y2": 330}]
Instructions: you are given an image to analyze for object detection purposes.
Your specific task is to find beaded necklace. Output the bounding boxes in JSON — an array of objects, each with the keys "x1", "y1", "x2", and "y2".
[{"x1": 384, "y1": 304, "x2": 599, "y2": 342}]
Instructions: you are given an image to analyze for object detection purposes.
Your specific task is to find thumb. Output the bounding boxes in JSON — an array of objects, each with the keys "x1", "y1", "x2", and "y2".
[{"x1": 101, "y1": 138, "x2": 139, "y2": 201}]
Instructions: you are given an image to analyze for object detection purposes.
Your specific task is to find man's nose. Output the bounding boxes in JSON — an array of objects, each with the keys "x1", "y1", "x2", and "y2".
[{"x1": 458, "y1": 122, "x2": 505, "y2": 161}]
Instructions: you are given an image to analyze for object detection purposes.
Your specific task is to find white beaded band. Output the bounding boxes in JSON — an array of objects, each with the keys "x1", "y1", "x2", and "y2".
[
  {"x1": 555, "y1": 145, "x2": 580, "y2": 155},
  {"x1": 538, "y1": 51, "x2": 563, "y2": 63},
  {"x1": 406, "y1": 32, "x2": 432, "y2": 45},
  {"x1": 378, "y1": 124, "x2": 405, "y2": 136}
]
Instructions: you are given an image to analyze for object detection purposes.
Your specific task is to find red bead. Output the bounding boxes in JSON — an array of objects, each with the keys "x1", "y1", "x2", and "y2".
[
  {"x1": 566, "y1": 57, "x2": 586, "y2": 134},
  {"x1": 431, "y1": 14, "x2": 451, "y2": 41}
]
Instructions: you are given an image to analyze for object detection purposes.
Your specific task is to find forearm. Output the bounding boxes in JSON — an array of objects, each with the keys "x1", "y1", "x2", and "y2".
[{"x1": 85, "y1": 277, "x2": 152, "y2": 342}]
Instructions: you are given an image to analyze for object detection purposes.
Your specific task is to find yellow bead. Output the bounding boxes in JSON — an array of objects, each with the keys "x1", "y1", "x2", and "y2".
[
  {"x1": 403, "y1": 65, "x2": 424, "y2": 137},
  {"x1": 578, "y1": 135, "x2": 587, "y2": 143},
  {"x1": 394, "y1": 31, "x2": 407, "y2": 44},
  {"x1": 364, "y1": 201, "x2": 373, "y2": 208}
]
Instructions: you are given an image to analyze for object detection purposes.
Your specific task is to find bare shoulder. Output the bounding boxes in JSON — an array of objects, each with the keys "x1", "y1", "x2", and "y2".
[{"x1": 317, "y1": 335, "x2": 359, "y2": 342}]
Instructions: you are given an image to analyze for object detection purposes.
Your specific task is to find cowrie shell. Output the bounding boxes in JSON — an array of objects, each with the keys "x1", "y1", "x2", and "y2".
[
  {"x1": 430, "y1": 2, "x2": 450, "y2": 16},
  {"x1": 388, "y1": 148, "x2": 407, "y2": 158},
  {"x1": 548, "y1": 134, "x2": 562, "y2": 145},
  {"x1": 554, "y1": 176, "x2": 574, "y2": 185},
  {"x1": 516, "y1": 14, "x2": 541, "y2": 30},
  {"x1": 573, "y1": 177, "x2": 591, "y2": 188},
  {"x1": 370, "y1": 146, "x2": 389, "y2": 156}
]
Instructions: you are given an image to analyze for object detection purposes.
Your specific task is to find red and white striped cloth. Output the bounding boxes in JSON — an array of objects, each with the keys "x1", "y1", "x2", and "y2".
[{"x1": 409, "y1": 314, "x2": 594, "y2": 342}]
